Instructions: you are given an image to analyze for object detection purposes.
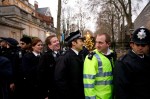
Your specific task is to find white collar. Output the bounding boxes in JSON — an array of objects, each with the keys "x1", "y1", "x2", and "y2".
[
  {"x1": 71, "y1": 48, "x2": 79, "y2": 55},
  {"x1": 102, "y1": 48, "x2": 111, "y2": 55},
  {"x1": 54, "y1": 51, "x2": 58, "y2": 54},
  {"x1": 32, "y1": 51, "x2": 40, "y2": 56},
  {"x1": 132, "y1": 50, "x2": 144, "y2": 58}
]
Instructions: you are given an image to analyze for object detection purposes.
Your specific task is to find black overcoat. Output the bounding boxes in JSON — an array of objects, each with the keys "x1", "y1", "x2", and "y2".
[
  {"x1": 55, "y1": 49, "x2": 85, "y2": 99},
  {"x1": 37, "y1": 49, "x2": 58, "y2": 98},
  {"x1": 21, "y1": 52, "x2": 40, "y2": 99},
  {"x1": 0, "y1": 56, "x2": 12, "y2": 99},
  {"x1": 114, "y1": 50, "x2": 150, "y2": 99}
]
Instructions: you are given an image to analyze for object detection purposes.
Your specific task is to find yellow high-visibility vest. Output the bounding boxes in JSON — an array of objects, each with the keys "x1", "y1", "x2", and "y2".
[{"x1": 83, "y1": 49, "x2": 113, "y2": 99}]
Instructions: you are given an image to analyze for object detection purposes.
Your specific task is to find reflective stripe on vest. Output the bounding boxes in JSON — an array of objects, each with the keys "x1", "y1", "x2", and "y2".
[
  {"x1": 94, "y1": 54, "x2": 112, "y2": 76},
  {"x1": 84, "y1": 80, "x2": 113, "y2": 88},
  {"x1": 83, "y1": 53, "x2": 112, "y2": 88},
  {"x1": 85, "y1": 96, "x2": 96, "y2": 99},
  {"x1": 83, "y1": 54, "x2": 112, "y2": 79}
]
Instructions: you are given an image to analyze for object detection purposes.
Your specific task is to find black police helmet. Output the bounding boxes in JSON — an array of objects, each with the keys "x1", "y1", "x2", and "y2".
[
  {"x1": 131, "y1": 26, "x2": 150, "y2": 44},
  {"x1": 1, "y1": 37, "x2": 19, "y2": 47},
  {"x1": 65, "y1": 30, "x2": 84, "y2": 43}
]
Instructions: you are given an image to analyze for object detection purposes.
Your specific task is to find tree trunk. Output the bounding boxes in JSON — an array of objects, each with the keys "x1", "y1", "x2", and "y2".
[{"x1": 56, "y1": 0, "x2": 61, "y2": 40}]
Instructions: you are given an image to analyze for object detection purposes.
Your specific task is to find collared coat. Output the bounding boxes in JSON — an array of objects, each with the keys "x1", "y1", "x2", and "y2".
[
  {"x1": 55, "y1": 48, "x2": 85, "y2": 99},
  {"x1": 37, "y1": 49, "x2": 60, "y2": 99},
  {"x1": 22, "y1": 52, "x2": 41, "y2": 99},
  {"x1": 114, "y1": 50, "x2": 150, "y2": 99},
  {"x1": 0, "y1": 56, "x2": 12, "y2": 99}
]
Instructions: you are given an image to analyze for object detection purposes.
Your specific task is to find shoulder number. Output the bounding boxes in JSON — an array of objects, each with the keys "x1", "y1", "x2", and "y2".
[{"x1": 88, "y1": 52, "x2": 96, "y2": 60}]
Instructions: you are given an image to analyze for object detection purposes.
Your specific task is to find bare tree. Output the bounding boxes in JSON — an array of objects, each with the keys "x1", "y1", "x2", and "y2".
[
  {"x1": 61, "y1": 0, "x2": 91, "y2": 35},
  {"x1": 87, "y1": 0, "x2": 144, "y2": 32}
]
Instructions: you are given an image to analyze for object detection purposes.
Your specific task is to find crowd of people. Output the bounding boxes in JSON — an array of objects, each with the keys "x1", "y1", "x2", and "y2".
[{"x1": 0, "y1": 26, "x2": 150, "y2": 99}]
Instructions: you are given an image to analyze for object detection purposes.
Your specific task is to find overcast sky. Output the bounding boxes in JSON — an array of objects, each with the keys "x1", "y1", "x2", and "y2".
[
  {"x1": 29, "y1": 0, "x2": 95, "y2": 32},
  {"x1": 29, "y1": 0, "x2": 149, "y2": 32},
  {"x1": 29, "y1": 0, "x2": 58, "y2": 24}
]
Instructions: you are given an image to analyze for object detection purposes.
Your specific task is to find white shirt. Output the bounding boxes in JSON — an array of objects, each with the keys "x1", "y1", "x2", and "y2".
[
  {"x1": 102, "y1": 48, "x2": 111, "y2": 55},
  {"x1": 32, "y1": 51, "x2": 40, "y2": 57},
  {"x1": 71, "y1": 48, "x2": 79, "y2": 55}
]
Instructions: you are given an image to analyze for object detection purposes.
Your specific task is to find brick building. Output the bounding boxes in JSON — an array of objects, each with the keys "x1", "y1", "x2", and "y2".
[{"x1": 0, "y1": 0, "x2": 56, "y2": 41}]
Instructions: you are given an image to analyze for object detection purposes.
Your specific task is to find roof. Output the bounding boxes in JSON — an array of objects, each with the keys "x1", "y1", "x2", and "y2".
[
  {"x1": 134, "y1": 1, "x2": 150, "y2": 29},
  {"x1": 37, "y1": 7, "x2": 52, "y2": 16}
]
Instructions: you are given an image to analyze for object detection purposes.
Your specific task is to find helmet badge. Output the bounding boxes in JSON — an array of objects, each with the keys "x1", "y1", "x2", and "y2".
[{"x1": 137, "y1": 29, "x2": 146, "y2": 40}]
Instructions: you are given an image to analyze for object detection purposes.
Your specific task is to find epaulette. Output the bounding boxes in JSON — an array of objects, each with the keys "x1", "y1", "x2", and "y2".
[
  {"x1": 118, "y1": 54, "x2": 127, "y2": 61},
  {"x1": 43, "y1": 50, "x2": 50, "y2": 53},
  {"x1": 44, "y1": 50, "x2": 48, "y2": 53},
  {"x1": 60, "y1": 50, "x2": 68, "y2": 56},
  {"x1": 88, "y1": 51, "x2": 96, "y2": 60}
]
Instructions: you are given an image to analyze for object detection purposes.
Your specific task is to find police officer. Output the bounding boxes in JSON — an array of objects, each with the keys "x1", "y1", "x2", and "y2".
[
  {"x1": 10, "y1": 36, "x2": 32, "y2": 99},
  {"x1": 22, "y1": 37, "x2": 43, "y2": 99},
  {"x1": 55, "y1": 30, "x2": 85, "y2": 99},
  {"x1": 0, "y1": 37, "x2": 20, "y2": 98},
  {"x1": 83, "y1": 33, "x2": 116, "y2": 99},
  {"x1": 114, "y1": 27, "x2": 150, "y2": 99},
  {"x1": 20, "y1": 36, "x2": 32, "y2": 54},
  {"x1": 37, "y1": 35, "x2": 61, "y2": 99},
  {"x1": 0, "y1": 37, "x2": 7, "y2": 56},
  {"x1": 0, "y1": 56, "x2": 12, "y2": 99}
]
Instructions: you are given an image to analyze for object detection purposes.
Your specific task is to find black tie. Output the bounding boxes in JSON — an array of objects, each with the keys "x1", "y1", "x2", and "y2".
[{"x1": 56, "y1": 52, "x2": 60, "y2": 57}]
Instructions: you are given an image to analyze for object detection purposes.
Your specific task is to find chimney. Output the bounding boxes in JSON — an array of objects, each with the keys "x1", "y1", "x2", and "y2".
[{"x1": 34, "y1": 1, "x2": 38, "y2": 10}]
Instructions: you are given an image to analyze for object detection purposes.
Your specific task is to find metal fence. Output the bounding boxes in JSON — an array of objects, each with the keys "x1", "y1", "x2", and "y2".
[{"x1": 111, "y1": 42, "x2": 131, "y2": 58}]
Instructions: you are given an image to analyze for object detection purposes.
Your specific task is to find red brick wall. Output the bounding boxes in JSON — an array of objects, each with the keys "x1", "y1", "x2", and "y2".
[{"x1": 35, "y1": 12, "x2": 53, "y2": 25}]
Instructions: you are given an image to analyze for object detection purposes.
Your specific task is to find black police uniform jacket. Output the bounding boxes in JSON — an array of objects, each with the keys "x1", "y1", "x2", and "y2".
[
  {"x1": 21, "y1": 52, "x2": 40, "y2": 99},
  {"x1": 0, "y1": 56, "x2": 12, "y2": 99},
  {"x1": 114, "y1": 49, "x2": 150, "y2": 99},
  {"x1": 37, "y1": 49, "x2": 60, "y2": 98},
  {"x1": 55, "y1": 48, "x2": 85, "y2": 99},
  {"x1": 0, "y1": 47, "x2": 21, "y2": 83}
]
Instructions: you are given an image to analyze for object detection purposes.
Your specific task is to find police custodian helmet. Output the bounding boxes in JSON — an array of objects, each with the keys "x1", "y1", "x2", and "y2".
[{"x1": 131, "y1": 26, "x2": 150, "y2": 44}]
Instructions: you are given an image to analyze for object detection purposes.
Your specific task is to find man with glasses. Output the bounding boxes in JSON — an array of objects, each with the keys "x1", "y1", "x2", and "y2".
[{"x1": 114, "y1": 26, "x2": 150, "y2": 99}]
